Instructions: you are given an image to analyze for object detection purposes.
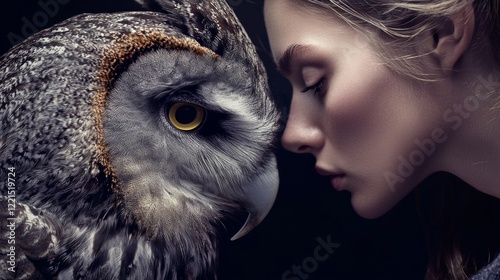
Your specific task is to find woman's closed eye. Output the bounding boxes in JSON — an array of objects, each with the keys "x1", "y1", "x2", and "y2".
[{"x1": 301, "y1": 78, "x2": 325, "y2": 96}]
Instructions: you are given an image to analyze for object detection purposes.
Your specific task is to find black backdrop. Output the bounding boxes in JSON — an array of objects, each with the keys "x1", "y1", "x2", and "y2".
[{"x1": 0, "y1": 1, "x2": 428, "y2": 279}]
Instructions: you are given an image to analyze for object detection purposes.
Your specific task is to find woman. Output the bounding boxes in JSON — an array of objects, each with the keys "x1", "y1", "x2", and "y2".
[{"x1": 264, "y1": 0, "x2": 500, "y2": 279}]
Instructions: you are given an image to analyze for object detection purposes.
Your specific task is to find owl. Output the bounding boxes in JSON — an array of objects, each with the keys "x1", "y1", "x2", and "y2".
[{"x1": 0, "y1": 0, "x2": 279, "y2": 279}]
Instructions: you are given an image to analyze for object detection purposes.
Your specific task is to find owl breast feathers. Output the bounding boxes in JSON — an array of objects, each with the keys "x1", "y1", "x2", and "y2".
[{"x1": 0, "y1": 1, "x2": 279, "y2": 279}]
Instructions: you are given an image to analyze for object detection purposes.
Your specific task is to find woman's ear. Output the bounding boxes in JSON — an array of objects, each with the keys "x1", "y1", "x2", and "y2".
[{"x1": 433, "y1": 3, "x2": 475, "y2": 74}]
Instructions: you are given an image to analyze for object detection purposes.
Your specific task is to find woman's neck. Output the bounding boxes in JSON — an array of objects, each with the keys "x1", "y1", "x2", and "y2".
[{"x1": 437, "y1": 63, "x2": 500, "y2": 198}]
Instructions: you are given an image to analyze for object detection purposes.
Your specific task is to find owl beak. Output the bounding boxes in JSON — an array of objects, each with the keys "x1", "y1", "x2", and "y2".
[{"x1": 231, "y1": 156, "x2": 279, "y2": 241}]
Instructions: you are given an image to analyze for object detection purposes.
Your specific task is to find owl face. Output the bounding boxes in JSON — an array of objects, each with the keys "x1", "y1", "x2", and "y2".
[
  {"x1": 0, "y1": 1, "x2": 279, "y2": 276},
  {"x1": 103, "y1": 45, "x2": 279, "y2": 240}
]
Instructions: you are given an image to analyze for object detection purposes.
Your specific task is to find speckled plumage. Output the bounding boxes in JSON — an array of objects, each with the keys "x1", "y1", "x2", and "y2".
[{"x1": 0, "y1": 1, "x2": 279, "y2": 279}]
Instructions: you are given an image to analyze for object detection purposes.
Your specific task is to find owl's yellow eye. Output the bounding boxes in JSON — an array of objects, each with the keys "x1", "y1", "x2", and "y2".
[{"x1": 167, "y1": 102, "x2": 205, "y2": 131}]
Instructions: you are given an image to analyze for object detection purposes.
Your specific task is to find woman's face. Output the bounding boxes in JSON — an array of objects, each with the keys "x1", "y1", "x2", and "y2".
[{"x1": 265, "y1": 0, "x2": 448, "y2": 218}]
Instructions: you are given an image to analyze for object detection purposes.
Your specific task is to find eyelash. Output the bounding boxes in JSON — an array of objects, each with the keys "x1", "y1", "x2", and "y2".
[{"x1": 301, "y1": 78, "x2": 325, "y2": 96}]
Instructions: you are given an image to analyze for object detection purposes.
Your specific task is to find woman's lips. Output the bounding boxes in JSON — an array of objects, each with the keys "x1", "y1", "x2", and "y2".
[
  {"x1": 315, "y1": 166, "x2": 346, "y2": 190},
  {"x1": 330, "y1": 174, "x2": 346, "y2": 191}
]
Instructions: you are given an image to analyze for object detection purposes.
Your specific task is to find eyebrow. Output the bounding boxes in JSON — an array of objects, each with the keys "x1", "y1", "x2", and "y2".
[{"x1": 277, "y1": 44, "x2": 309, "y2": 75}]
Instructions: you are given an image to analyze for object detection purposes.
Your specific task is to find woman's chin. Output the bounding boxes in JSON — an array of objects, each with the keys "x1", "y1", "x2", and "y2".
[{"x1": 350, "y1": 193, "x2": 400, "y2": 219}]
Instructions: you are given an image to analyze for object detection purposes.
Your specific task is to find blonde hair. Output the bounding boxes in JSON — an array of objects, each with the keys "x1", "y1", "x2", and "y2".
[{"x1": 291, "y1": 0, "x2": 500, "y2": 82}]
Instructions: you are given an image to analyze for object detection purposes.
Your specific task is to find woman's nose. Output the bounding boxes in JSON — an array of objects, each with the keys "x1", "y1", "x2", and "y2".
[{"x1": 281, "y1": 95, "x2": 325, "y2": 154}]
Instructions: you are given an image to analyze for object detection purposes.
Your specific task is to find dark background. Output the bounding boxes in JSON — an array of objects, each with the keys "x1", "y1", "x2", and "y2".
[{"x1": 0, "y1": 1, "x2": 428, "y2": 279}]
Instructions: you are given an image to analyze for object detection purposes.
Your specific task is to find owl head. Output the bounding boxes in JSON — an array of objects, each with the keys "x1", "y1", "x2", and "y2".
[
  {"x1": 99, "y1": 0, "x2": 280, "y2": 242},
  {"x1": 0, "y1": 0, "x2": 279, "y2": 277}
]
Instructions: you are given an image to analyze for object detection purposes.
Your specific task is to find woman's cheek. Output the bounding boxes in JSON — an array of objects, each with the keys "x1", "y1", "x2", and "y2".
[
  {"x1": 323, "y1": 66, "x2": 400, "y2": 160},
  {"x1": 326, "y1": 68, "x2": 430, "y2": 196}
]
